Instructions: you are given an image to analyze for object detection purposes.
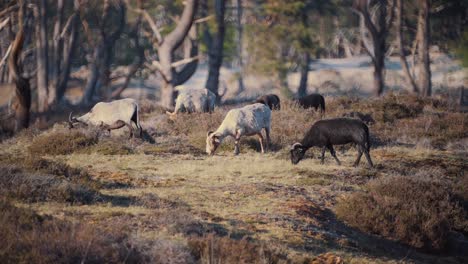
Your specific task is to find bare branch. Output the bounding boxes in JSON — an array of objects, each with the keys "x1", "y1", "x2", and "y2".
[
  {"x1": 0, "y1": 4, "x2": 18, "y2": 19},
  {"x1": 0, "y1": 17, "x2": 10, "y2": 32},
  {"x1": 171, "y1": 55, "x2": 201, "y2": 68},
  {"x1": 125, "y1": 0, "x2": 163, "y2": 44},
  {"x1": 58, "y1": 13, "x2": 76, "y2": 39},
  {"x1": 0, "y1": 44, "x2": 12, "y2": 68},
  {"x1": 194, "y1": 15, "x2": 213, "y2": 24}
]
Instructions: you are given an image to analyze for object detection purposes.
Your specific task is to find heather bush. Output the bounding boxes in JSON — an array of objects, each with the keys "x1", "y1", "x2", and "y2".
[
  {"x1": 0, "y1": 199, "x2": 143, "y2": 263},
  {"x1": 336, "y1": 176, "x2": 466, "y2": 251},
  {"x1": 28, "y1": 130, "x2": 98, "y2": 156}
]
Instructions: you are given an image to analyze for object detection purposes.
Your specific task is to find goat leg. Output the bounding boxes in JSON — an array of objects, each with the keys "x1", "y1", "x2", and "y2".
[
  {"x1": 257, "y1": 133, "x2": 265, "y2": 153},
  {"x1": 328, "y1": 145, "x2": 341, "y2": 165},
  {"x1": 320, "y1": 146, "x2": 326, "y2": 164},
  {"x1": 354, "y1": 145, "x2": 364, "y2": 167}
]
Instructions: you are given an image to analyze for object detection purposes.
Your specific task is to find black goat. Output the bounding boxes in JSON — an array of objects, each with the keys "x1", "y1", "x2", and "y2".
[
  {"x1": 255, "y1": 94, "x2": 281, "y2": 110},
  {"x1": 290, "y1": 118, "x2": 373, "y2": 167},
  {"x1": 296, "y1": 94, "x2": 325, "y2": 112}
]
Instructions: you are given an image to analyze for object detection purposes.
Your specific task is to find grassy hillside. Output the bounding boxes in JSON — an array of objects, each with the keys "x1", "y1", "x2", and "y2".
[{"x1": 0, "y1": 94, "x2": 467, "y2": 263}]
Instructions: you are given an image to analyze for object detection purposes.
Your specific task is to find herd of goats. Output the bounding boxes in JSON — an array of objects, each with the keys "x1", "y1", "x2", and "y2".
[{"x1": 68, "y1": 85, "x2": 374, "y2": 167}]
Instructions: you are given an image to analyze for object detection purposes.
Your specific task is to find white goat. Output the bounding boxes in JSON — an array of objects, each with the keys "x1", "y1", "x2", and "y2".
[
  {"x1": 166, "y1": 86, "x2": 216, "y2": 119},
  {"x1": 206, "y1": 103, "x2": 271, "y2": 155},
  {"x1": 69, "y1": 98, "x2": 142, "y2": 138}
]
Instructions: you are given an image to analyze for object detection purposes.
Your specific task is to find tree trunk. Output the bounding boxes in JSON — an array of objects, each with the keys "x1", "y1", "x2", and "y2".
[
  {"x1": 81, "y1": 0, "x2": 125, "y2": 104},
  {"x1": 205, "y1": 0, "x2": 226, "y2": 103},
  {"x1": 354, "y1": 0, "x2": 395, "y2": 96},
  {"x1": 234, "y1": 0, "x2": 245, "y2": 93},
  {"x1": 417, "y1": 0, "x2": 431, "y2": 97},
  {"x1": 55, "y1": 9, "x2": 79, "y2": 102},
  {"x1": 9, "y1": 0, "x2": 31, "y2": 131},
  {"x1": 34, "y1": 0, "x2": 49, "y2": 113},
  {"x1": 157, "y1": 0, "x2": 198, "y2": 108},
  {"x1": 48, "y1": 0, "x2": 64, "y2": 104},
  {"x1": 297, "y1": 52, "x2": 310, "y2": 98},
  {"x1": 396, "y1": 0, "x2": 419, "y2": 94},
  {"x1": 110, "y1": 16, "x2": 143, "y2": 99},
  {"x1": 83, "y1": 45, "x2": 103, "y2": 103}
]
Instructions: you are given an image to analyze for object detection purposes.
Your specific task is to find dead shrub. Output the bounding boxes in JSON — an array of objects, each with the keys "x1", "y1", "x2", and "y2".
[
  {"x1": 28, "y1": 130, "x2": 98, "y2": 156},
  {"x1": 0, "y1": 199, "x2": 143, "y2": 263},
  {"x1": 0, "y1": 166, "x2": 100, "y2": 204},
  {"x1": 336, "y1": 176, "x2": 466, "y2": 252},
  {"x1": 188, "y1": 234, "x2": 288, "y2": 264},
  {"x1": 132, "y1": 238, "x2": 195, "y2": 264}
]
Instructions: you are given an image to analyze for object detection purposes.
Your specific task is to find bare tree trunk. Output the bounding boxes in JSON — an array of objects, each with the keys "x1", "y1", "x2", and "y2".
[
  {"x1": 34, "y1": 0, "x2": 49, "y2": 113},
  {"x1": 205, "y1": 0, "x2": 226, "y2": 103},
  {"x1": 234, "y1": 0, "x2": 245, "y2": 93},
  {"x1": 55, "y1": 5, "x2": 79, "y2": 102},
  {"x1": 396, "y1": 0, "x2": 419, "y2": 94},
  {"x1": 297, "y1": 52, "x2": 310, "y2": 98},
  {"x1": 110, "y1": 15, "x2": 143, "y2": 99},
  {"x1": 48, "y1": 0, "x2": 64, "y2": 103},
  {"x1": 82, "y1": 0, "x2": 125, "y2": 104},
  {"x1": 354, "y1": 0, "x2": 396, "y2": 96},
  {"x1": 156, "y1": 0, "x2": 199, "y2": 108},
  {"x1": 417, "y1": 0, "x2": 431, "y2": 97},
  {"x1": 83, "y1": 45, "x2": 103, "y2": 103},
  {"x1": 9, "y1": 0, "x2": 31, "y2": 131}
]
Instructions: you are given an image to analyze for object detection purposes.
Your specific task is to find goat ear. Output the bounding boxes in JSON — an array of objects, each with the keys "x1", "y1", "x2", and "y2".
[
  {"x1": 207, "y1": 131, "x2": 214, "y2": 137},
  {"x1": 291, "y1": 142, "x2": 303, "y2": 150}
]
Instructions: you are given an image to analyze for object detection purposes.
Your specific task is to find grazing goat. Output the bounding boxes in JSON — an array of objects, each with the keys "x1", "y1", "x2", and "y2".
[
  {"x1": 206, "y1": 103, "x2": 271, "y2": 155},
  {"x1": 255, "y1": 94, "x2": 281, "y2": 110},
  {"x1": 296, "y1": 93, "x2": 325, "y2": 112},
  {"x1": 166, "y1": 86, "x2": 216, "y2": 119},
  {"x1": 290, "y1": 118, "x2": 373, "y2": 167},
  {"x1": 69, "y1": 98, "x2": 142, "y2": 138}
]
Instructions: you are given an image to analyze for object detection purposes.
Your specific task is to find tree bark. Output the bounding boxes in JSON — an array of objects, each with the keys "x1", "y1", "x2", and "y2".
[
  {"x1": 417, "y1": 0, "x2": 432, "y2": 97},
  {"x1": 396, "y1": 0, "x2": 419, "y2": 94},
  {"x1": 205, "y1": 0, "x2": 226, "y2": 103},
  {"x1": 297, "y1": 52, "x2": 310, "y2": 98},
  {"x1": 9, "y1": 0, "x2": 31, "y2": 131},
  {"x1": 34, "y1": 0, "x2": 49, "y2": 113}
]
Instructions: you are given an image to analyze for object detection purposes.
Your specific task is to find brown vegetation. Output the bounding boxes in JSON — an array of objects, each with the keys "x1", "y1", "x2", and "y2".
[{"x1": 336, "y1": 176, "x2": 467, "y2": 251}]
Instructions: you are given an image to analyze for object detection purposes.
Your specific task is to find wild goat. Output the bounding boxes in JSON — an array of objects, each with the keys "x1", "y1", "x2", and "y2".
[
  {"x1": 255, "y1": 94, "x2": 281, "y2": 110},
  {"x1": 206, "y1": 103, "x2": 271, "y2": 155},
  {"x1": 290, "y1": 118, "x2": 373, "y2": 167},
  {"x1": 166, "y1": 86, "x2": 216, "y2": 119},
  {"x1": 296, "y1": 93, "x2": 325, "y2": 112},
  {"x1": 69, "y1": 98, "x2": 142, "y2": 138}
]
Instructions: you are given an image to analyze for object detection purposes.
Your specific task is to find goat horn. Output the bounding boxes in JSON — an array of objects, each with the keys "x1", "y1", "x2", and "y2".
[
  {"x1": 68, "y1": 112, "x2": 74, "y2": 128},
  {"x1": 291, "y1": 142, "x2": 303, "y2": 150}
]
